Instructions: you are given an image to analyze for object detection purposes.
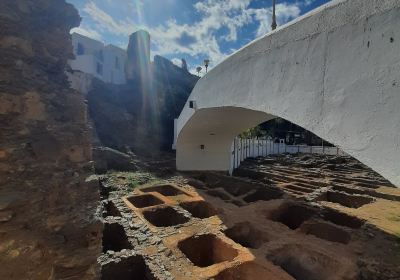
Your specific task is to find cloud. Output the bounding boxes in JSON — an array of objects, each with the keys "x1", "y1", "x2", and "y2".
[
  {"x1": 175, "y1": 32, "x2": 197, "y2": 47},
  {"x1": 193, "y1": 0, "x2": 253, "y2": 42},
  {"x1": 252, "y1": 3, "x2": 301, "y2": 37},
  {"x1": 82, "y1": 2, "x2": 136, "y2": 36},
  {"x1": 171, "y1": 58, "x2": 182, "y2": 67},
  {"x1": 77, "y1": 1, "x2": 307, "y2": 68},
  {"x1": 304, "y1": 0, "x2": 316, "y2": 6}
]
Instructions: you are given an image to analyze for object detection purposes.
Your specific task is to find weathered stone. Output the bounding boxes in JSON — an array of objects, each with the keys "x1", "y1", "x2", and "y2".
[
  {"x1": 0, "y1": 149, "x2": 8, "y2": 159},
  {"x1": 0, "y1": 211, "x2": 13, "y2": 222},
  {"x1": 64, "y1": 145, "x2": 89, "y2": 163},
  {"x1": 0, "y1": 192, "x2": 20, "y2": 211},
  {"x1": 93, "y1": 146, "x2": 137, "y2": 174},
  {"x1": 0, "y1": 0, "x2": 100, "y2": 279},
  {"x1": 23, "y1": 91, "x2": 46, "y2": 120},
  {"x1": 0, "y1": 36, "x2": 34, "y2": 57},
  {"x1": 0, "y1": 94, "x2": 22, "y2": 115},
  {"x1": 125, "y1": 30, "x2": 150, "y2": 81},
  {"x1": 181, "y1": 59, "x2": 188, "y2": 71}
]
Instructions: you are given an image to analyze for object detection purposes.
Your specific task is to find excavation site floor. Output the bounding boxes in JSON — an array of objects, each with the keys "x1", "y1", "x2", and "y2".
[{"x1": 98, "y1": 154, "x2": 400, "y2": 280}]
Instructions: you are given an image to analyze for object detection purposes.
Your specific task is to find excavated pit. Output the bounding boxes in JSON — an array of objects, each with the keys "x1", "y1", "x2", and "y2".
[
  {"x1": 179, "y1": 200, "x2": 218, "y2": 219},
  {"x1": 142, "y1": 206, "x2": 189, "y2": 227},
  {"x1": 100, "y1": 181, "x2": 111, "y2": 199},
  {"x1": 271, "y1": 255, "x2": 320, "y2": 280},
  {"x1": 233, "y1": 168, "x2": 266, "y2": 180},
  {"x1": 206, "y1": 189, "x2": 231, "y2": 200},
  {"x1": 97, "y1": 154, "x2": 400, "y2": 279},
  {"x1": 102, "y1": 223, "x2": 132, "y2": 253},
  {"x1": 103, "y1": 201, "x2": 121, "y2": 218},
  {"x1": 221, "y1": 184, "x2": 253, "y2": 197},
  {"x1": 127, "y1": 194, "x2": 165, "y2": 208},
  {"x1": 269, "y1": 204, "x2": 317, "y2": 230},
  {"x1": 268, "y1": 246, "x2": 339, "y2": 280},
  {"x1": 142, "y1": 184, "x2": 186, "y2": 196},
  {"x1": 318, "y1": 191, "x2": 374, "y2": 208},
  {"x1": 230, "y1": 199, "x2": 246, "y2": 207},
  {"x1": 224, "y1": 222, "x2": 267, "y2": 249},
  {"x1": 242, "y1": 188, "x2": 283, "y2": 203},
  {"x1": 214, "y1": 262, "x2": 275, "y2": 280},
  {"x1": 101, "y1": 255, "x2": 153, "y2": 280},
  {"x1": 178, "y1": 234, "x2": 238, "y2": 267},
  {"x1": 322, "y1": 208, "x2": 365, "y2": 229},
  {"x1": 301, "y1": 222, "x2": 351, "y2": 244},
  {"x1": 203, "y1": 176, "x2": 255, "y2": 196}
]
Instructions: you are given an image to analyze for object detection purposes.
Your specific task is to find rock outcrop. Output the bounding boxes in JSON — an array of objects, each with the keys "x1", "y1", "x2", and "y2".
[
  {"x1": 93, "y1": 147, "x2": 137, "y2": 174},
  {"x1": 125, "y1": 30, "x2": 151, "y2": 82},
  {"x1": 0, "y1": 0, "x2": 101, "y2": 279},
  {"x1": 181, "y1": 59, "x2": 188, "y2": 72},
  {"x1": 87, "y1": 55, "x2": 199, "y2": 155}
]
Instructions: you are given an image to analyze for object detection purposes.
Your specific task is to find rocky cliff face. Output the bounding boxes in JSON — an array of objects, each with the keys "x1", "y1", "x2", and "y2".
[
  {"x1": 0, "y1": 1, "x2": 101, "y2": 279},
  {"x1": 87, "y1": 55, "x2": 199, "y2": 155}
]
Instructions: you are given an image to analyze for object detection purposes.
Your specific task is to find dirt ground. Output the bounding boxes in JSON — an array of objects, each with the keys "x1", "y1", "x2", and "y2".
[{"x1": 98, "y1": 154, "x2": 400, "y2": 280}]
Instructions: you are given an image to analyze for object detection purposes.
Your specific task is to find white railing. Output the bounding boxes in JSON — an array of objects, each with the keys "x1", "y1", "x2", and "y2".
[{"x1": 230, "y1": 137, "x2": 346, "y2": 173}]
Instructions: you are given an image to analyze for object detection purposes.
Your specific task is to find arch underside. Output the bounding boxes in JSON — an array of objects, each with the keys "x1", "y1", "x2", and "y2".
[
  {"x1": 176, "y1": 107, "x2": 274, "y2": 171},
  {"x1": 177, "y1": 106, "x2": 399, "y2": 187}
]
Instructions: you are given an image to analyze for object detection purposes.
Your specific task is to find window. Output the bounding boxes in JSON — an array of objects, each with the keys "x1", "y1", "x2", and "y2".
[
  {"x1": 115, "y1": 57, "x2": 120, "y2": 69},
  {"x1": 98, "y1": 50, "x2": 104, "y2": 62},
  {"x1": 96, "y1": 62, "x2": 103, "y2": 76},
  {"x1": 77, "y1": 43, "x2": 84, "y2": 55}
]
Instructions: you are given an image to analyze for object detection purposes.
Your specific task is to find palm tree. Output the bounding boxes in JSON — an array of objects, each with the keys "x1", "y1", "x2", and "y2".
[
  {"x1": 204, "y1": 59, "x2": 210, "y2": 73},
  {"x1": 196, "y1": 66, "x2": 202, "y2": 77}
]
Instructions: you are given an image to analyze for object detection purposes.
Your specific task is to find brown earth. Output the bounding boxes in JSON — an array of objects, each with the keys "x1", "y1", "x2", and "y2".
[{"x1": 98, "y1": 154, "x2": 400, "y2": 280}]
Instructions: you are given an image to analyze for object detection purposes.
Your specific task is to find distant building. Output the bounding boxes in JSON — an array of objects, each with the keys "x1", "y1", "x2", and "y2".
[
  {"x1": 69, "y1": 33, "x2": 127, "y2": 85},
  {"x1": 69, "y1": 30, "x2": 186, "y2": 85}
]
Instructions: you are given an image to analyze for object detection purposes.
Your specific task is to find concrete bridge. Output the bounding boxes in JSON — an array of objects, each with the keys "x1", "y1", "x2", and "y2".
[{"x1": 175, "y1": 0, "x2": 400, "y2": 187}]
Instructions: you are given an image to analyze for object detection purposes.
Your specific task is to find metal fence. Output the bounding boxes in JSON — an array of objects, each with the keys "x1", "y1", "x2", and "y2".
[{"x1": 230, "y1": 137, "x2": 346, "y2": 173}]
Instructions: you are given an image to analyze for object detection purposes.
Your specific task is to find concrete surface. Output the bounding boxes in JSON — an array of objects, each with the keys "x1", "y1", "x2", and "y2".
[{"x1": 175, "y1": 0, "x2": 400, "y2": 187}]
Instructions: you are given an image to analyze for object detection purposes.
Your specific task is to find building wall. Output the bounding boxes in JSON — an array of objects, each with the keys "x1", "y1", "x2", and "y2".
[
  {"x1": 104, "y1": 45, "x2": 126, "y2": 85},
  {"x1": 176, "y1": 0, "x2": 400, "y2": 187},
  {"x1": 69, "y1": 33, "x2": 127, "y2": 84}
]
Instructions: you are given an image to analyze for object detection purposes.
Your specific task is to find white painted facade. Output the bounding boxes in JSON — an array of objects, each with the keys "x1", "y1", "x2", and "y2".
[
  {"x1": 69, "y1": 33, "x2": 127, "y2": 85},
  {"x1": 175, "y1": 0, "x2": 400, "y2": 187}
]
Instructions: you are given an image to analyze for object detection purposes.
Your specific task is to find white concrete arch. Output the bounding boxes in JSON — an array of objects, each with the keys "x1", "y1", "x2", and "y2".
[{"x1": 176, "y1": 0, "x2": 400, "y2": 187}]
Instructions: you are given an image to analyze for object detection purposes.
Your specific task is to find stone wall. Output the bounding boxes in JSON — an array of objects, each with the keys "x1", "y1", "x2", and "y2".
[{"x1": 0, "y1": 0, "x2": 101, "y2": 279}]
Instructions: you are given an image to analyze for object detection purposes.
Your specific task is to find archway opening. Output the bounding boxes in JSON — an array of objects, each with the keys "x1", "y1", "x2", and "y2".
[{"x1": 176, "y1": 106, "x2": 400, "y2": 262}]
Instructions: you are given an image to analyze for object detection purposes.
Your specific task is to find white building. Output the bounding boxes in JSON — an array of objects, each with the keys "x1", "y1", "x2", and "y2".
[{"x1": 69, "y1": 33, "x2": 127, "y2": 85}]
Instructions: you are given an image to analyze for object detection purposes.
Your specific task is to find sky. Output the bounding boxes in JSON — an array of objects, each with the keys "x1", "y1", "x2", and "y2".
[{"x1": 66, "y1": 0, "x2": 331, "y2": 74}]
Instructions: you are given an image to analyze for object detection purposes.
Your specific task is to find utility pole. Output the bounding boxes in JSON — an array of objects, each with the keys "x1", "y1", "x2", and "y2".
[{"x1": 271, "y1": 0, "x2": 277, "y2": 30}]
